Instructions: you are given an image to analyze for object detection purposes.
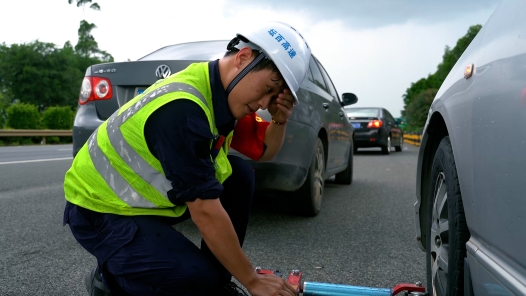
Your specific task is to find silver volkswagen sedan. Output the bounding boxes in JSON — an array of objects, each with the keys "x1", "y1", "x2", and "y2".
[
  {"x1": 72, "y1": 40, "x2": 357, "y2": 216},
  {"x1": 414, "y1": 0, "x2": 526, "y2": 294}
]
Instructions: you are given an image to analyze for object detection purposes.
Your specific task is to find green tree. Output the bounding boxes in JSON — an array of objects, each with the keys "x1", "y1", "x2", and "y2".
[
  {"x1": 42, "y1": 106, "x2": 75, "y2": 143},
  {"x1": 68, "y1": 0, "x2": 113, "y2": 80},
  {"x1": 42, "y1": 106, "x2": 75, "y2": 130},
  {"x1": 68, "y1": 0, "x2": 100, "y2": 11},
  {"x1": 0, "y1": 1, "x2": 114, "y2": 110},
  {"x1": 75, "y1": 20, "x2": 114, "y2": 72},
  {"x1": 405, "y1": 89, "x2": 438, "y2": 129},
  {"x1": 0, "y1": 92, "x2": 9, "y2": 128},
  {"x1": 434, "y1": 25, "x2": 482, "y2": 83},
  {"x1": 0, "y1": 41, "x2": 84, "y2": 110},
  {"x1": 5, "y1": 103, "x2": 41, "y2": 129},
  {"x1": 402, "y1": 76, "x2": 434, "y2": 108},
  {"x1": 401, "y1": 24, "x2": 482, "y2": 124}
]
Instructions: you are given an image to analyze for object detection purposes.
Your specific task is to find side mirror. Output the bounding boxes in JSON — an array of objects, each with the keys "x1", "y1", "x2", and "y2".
[{"x1": 341, "y1": 93, "x2": 358, "y2": 106}]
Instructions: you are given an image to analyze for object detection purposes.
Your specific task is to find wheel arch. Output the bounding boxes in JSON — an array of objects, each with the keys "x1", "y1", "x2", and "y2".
[
  {"x1": 419, "y1": 112, "x2": 449, "y2": 251},
  {"x1": 318, "y1": 127, "x2": 329, "y2": 171}
]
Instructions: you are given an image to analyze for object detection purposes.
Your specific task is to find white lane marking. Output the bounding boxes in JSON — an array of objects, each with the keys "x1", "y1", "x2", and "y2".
[{"x1": 0, "y1": 157, "x2": 73, "y2": 165}]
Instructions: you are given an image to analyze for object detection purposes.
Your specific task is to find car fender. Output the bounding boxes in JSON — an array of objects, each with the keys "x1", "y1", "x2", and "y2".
[{"x1": 415, "y1": 97, "x2": 457, "y2": 251}]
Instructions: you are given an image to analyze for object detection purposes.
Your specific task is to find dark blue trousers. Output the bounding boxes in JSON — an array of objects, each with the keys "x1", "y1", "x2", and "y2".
[{"x1": 64, "y1": 156, "x2": 254, "y2": 296}]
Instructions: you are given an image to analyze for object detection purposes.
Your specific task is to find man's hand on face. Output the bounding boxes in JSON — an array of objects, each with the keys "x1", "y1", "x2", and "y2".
[{"x1": 268, "y1": 89, "x2": 295, "y2": 124}]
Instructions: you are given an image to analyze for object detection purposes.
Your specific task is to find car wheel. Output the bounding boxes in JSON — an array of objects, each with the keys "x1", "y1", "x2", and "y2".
[
  {"x1": 335, "y1": 141, "x2": 353, "y2": 185},
  {"x1": 426, "y1": 136, "x2": 470, "y2": 296},
  {"x1": 382, "y1": 136, "x2": 391, "y2": 155},
  {"x1": 289, "y1": 138, "x2": 325, "y2": 216},
  {"x1": 395, "y1": 138, "x2": 403, "y2": 152}
]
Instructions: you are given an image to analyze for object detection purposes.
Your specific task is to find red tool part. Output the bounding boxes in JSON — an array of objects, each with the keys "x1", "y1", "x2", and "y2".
[
  {"x1": 287, "y1": 270, "x2": 302, "y2": 293},
  {"x1": 255, "y1": 268, "x2": 275, "y2": 275},
  {"x1": 255, "y1": 267, "x2": 427, "y2": 295},
  {"x1": 392, "y1": 283, "x2": 426, "y2": 295},
  {"x1": 256, "y1": 268, "x2": 302, "y2": 293}
]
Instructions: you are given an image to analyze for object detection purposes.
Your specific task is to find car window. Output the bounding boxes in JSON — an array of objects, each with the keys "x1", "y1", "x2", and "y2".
[
  {"x1": 384, "y1": 110, "x2": 395, "y2": 123},
  {"x1": 139, "y1": 41, "x2": 228, "y2": 61},
  {"x1": 345, "y1": 108, "x2": 380, "y2": 118},
  {"x1": 316, "y1": 59, "x2": 338, "y2": 98},
  {"x1": 306, "y1": 65, "x2": 315, "y2": 83},
  {"x1": 309, "y1": 56, "x2": 327, "y2": 91}
]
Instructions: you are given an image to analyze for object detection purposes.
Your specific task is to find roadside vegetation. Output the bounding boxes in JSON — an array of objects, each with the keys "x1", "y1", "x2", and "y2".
[
  {"x1": 0, "y1": 1, "x2": 109, "y2": 145},
  {"x1": 401, "y1": 25, "x2": 482, "y2": 133},
  {"x1": 0, "y1": 3, "x2": 482, "y2": 145}
]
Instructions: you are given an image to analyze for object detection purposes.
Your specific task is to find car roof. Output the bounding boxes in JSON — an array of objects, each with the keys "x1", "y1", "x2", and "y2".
[
  {"x1": 344, "y1": 107, "x2": 384, "y2": 116},
  {"x1": 344, "y1": 106, "x2": 381, "y2": 108},
  {"x1": 138, "y1": 40, "x2": 230, "y2": 61},
  {"x1": 344, "y1": 107, "x2": 382, "y2": 111},
  {"x1": 139, "y1": 40, "x2": 319, "y2": 63}
]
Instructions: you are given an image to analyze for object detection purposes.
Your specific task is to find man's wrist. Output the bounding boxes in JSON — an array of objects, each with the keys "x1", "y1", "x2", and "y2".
[
  {"x1": 242, "y1": 270, "x2": 260, "y2": 292},
  {"x1": 271, "y1": 116, "x2": 288, "y2": 125}
]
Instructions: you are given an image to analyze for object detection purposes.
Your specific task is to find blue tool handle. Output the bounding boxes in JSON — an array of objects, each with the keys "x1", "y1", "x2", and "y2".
[{"x1": 303, "y1": 282, "x2": 392, "y2": 296}]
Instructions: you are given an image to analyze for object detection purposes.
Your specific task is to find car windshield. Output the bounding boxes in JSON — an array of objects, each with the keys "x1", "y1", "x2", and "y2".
[
  {"x1": 345, "y1": 108, "x2": 380, "y2": 118},
  {"x1": 139, "y1": 40, "x2": 229, "y2": 61}
]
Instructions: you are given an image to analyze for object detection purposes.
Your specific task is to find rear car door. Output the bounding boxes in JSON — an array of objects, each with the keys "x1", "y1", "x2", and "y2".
[
  {"x1": 383, "y1": 109, "x2": 402, "y2": 146},
  {"x1": 316, "y1": 57, "x2": 351, "y2": 170},
  {"x1": 307, "y1": 56, "x2": 338, "y2": 170}
]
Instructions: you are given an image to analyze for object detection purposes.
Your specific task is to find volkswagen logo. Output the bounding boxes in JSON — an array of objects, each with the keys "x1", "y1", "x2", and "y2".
[{"x1": 155, "y1": 65, "x2": 171, "y2": 79}]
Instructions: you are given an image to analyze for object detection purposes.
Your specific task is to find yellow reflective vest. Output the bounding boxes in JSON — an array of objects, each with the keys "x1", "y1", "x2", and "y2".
[{"x1": 64, "y1": 62, "x2": 233, "y2": 217}]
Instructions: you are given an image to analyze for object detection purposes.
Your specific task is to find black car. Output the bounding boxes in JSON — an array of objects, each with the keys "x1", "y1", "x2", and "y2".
[{"x1": 344, "y1": 107, "x2": 403, "y2": 154}]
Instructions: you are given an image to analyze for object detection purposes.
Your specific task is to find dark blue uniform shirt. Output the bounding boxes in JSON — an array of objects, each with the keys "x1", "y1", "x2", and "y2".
[
  {"x1": 144, "y1": 60, "x2": 236, "y2": 205},
  {"x1": 62, "y1": 61, "x2": 247, "y2": 280}
]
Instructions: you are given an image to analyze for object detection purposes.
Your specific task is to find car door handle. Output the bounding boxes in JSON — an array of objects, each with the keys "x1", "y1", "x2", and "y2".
[
  {"x1": 339, "y1": 112, "x2": 344, "y2": 117},
  {"x1": 323, "y1": 103, "x2": 330, "y2": 109}
]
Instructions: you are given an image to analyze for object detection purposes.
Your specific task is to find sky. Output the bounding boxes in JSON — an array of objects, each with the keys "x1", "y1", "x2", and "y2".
[{"x1": 0, "y1": 0, "x2": 501, "y2": 117}]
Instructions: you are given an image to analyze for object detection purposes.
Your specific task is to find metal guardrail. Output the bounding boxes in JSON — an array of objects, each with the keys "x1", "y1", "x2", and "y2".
[
  {"x1": 0, "y1": 129, "x2": 72, "y2": 144},
  {"x1": 1, "y1": 128, "x2": 424, "y2": 147},
  {"x1": 403, "y1": 133, "x2": 422, "y2": 147}
]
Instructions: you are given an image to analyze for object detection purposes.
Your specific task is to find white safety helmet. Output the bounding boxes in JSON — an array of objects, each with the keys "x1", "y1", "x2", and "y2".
[{"x1": 227, "y1": 21, "x2": 311, "y2": 105}]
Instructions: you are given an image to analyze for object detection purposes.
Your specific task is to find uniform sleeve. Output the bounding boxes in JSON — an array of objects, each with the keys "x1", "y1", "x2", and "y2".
[
  {"x1": 230, "y1": 113, "x2": 270, "y2": 161},
  {"x1": 144, "y1": 99, "x2": 223, "y2": 205}
]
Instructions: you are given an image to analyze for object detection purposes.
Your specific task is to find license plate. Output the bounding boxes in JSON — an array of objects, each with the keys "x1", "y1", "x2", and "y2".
[
  {"x1": 137, "y1": 88, "x2": 145, "y2": 95},
  {"x1": 352, "y1": 123, "x2": 361, "y2": 129}
]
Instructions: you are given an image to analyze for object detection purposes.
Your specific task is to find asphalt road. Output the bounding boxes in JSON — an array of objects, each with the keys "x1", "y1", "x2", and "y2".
[{"x1": 0, "y1": 144, "x2": 425, "y2": 295}]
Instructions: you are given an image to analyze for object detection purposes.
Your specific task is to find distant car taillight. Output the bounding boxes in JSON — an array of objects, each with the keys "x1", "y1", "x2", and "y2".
[
  {"x1": 78, "y1": 76, "x2": 113, "y2": 105},
  {"x1": 367, "y1": 120, "x2": 383, "y2": 128}
]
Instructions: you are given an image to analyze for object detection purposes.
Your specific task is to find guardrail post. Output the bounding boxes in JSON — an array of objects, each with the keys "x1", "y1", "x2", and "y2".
[{"x1": 403, "y1": 132, "x2": 423, "y2": 147}]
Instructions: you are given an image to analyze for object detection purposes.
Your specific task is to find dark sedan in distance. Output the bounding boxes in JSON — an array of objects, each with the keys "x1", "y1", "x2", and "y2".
[{"x1": 344, "y1": 107, "x2": 403, "y2": 154}]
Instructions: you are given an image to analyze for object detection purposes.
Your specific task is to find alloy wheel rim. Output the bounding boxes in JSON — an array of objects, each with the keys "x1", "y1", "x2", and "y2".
[
  {"x1": 313, "y1": 144, "x2": 324, "y2": 211},
  {"x1": 431, "y1": 172, "x2": 449, "y2": 296}
]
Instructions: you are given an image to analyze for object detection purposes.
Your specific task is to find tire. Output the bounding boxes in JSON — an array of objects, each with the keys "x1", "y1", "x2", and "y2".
[
  {"x1": 426, "y1": 136, "x2": 470, "y2": 296},
  {"x1": 335, "y1": 141, "x2": 353, "y2": 185},
  {"x1": 395, "y1": 138, "x2": 403, "y2": 152},
  {"x1": 381, "y1": 136, "x2": 391, "y2": 155},
  {"x1": 289, "y1": 138, "x2": 325, "y2": 216}
]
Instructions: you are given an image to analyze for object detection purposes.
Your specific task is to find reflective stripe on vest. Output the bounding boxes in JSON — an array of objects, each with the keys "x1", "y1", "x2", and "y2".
[{"x1": 88, "y1": 82, "x2": 210, "y2": 208}]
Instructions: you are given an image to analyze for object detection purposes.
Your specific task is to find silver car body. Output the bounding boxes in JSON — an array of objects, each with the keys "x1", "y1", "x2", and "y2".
[
  {"x1": 414, "y1": 0, "x2": 526, "y2": 294},
  {"x1": 72, "y1": 41, "x2": 353, "y2": 193}
]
